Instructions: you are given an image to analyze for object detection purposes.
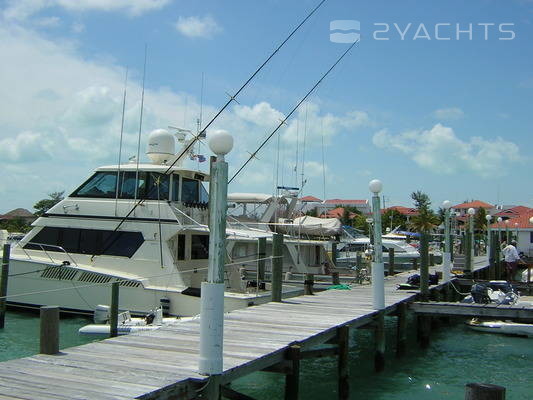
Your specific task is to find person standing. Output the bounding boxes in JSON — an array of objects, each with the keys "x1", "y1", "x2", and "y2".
[{"x1": 502, "y1": 240, "x2": 520, "y2": 281}]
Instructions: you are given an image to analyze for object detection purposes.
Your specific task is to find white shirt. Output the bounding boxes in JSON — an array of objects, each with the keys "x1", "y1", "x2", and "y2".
[{"x1": 502, "y1": 244, "x2": 520, "y2": 262}]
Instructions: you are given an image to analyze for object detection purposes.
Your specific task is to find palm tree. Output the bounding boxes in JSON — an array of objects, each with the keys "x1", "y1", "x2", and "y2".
[{"x1": 409, "y1": 191, "x2": 439, "y2": 233}]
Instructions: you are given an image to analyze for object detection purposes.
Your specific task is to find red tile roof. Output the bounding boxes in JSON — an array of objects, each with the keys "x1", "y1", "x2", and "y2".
[
  {"x1": 490, "y1": 211, "x2": 533, "y2": 229},
  {"x1": 453, "y1": 200, "x2": 493, "y2": 209},
  {"x1": 321, "y1": 207, "x2": 357, "y2": 219},
  {"x1": 382, "y1": 206, "x2": 419, "y2": 216},
  {"x1": 300, "y1": 195, "x2": 322, "y2": 202},
  {"x1": 324, "y1": 199, "x2": 367, "y2": 205},
  {"x1": 493, "y1": 205, "x2": 533, "y2": 217}
]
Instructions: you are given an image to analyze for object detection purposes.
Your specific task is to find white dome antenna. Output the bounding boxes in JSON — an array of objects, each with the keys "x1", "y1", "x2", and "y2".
[{"x1": 146, "y1": 129, "x2": 175, "y2": 164}]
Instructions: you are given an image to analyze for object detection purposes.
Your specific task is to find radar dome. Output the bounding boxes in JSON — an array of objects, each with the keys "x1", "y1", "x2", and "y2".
[{"x1": 146, "y1": 129, "x2": 175, "y2": 164}]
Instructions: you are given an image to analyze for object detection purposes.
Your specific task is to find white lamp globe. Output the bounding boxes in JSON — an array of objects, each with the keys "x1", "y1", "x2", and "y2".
[
  {"x1": 514, "y1": 222, "x2": 518, "y2": 227},
  {"x1": 485, "y1": 215, "x2": 492, "y2": 222},
  {"x1": 442, "y1": 200, "x2": 452, "y2": 209},
  {"x1": 467, "y1": 207, "x2": 475, "y2": 216},
  {"x1": 497, "y1": 217, "x2": 502, "y2": 223},
  {"x1": 369, "y1": 179, "x2": 382, "y2": 194},
  {"x1": 505, "y1": 219, "x2": 509, "y2": 225},
  {"x1": 529, "y1": 216, "x2": 533, "y2": 225},
  {"x1": 208, "y1": 130, "x2": 233, "y2": 156}
]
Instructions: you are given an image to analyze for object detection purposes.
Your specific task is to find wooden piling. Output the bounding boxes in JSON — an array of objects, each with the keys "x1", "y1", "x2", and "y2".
[
  {"x1": 331, "y1": 242, "x2": 338, "y2": 266},
  {"x1": 304, "y1": 274, "x2": 314, "y2": 295},
  {"x1": 396, "y1": 302, "x2": 407, "y2": 358},
  {"x1": 488, "y1": 232, "x2": 497, "y2": 280},
  {"x1": 337, "y1": 325, "x2": 349, "y2": 400},
  {"x1": 110, "y1": 281, "x2": 120, "y2": 338},
  {"x1": 412, "y1": 258, "x2": 418, "y2": 270},
  {"x1": 257, "y1": 237, "x2": 266, "y2": 282},
  {"x1": 465, "y1": 383, "x2": 505, "y2": 400},
  {"x1": 331, "y1": 271, "x2": 340, "y2": 285},
  {"x1": 40, "y1": 306, "x2": 59, "y2": 355},
  {"x1": 417, "y1": 315, "x2": 431, "y2": 349},
  {"x1": 388, "y1": 248, "x2": 395, "y2": 276},
  {"x1": 271, "y1": 233, "x2": 283, "y2": 302},
  {"x1": 420, "y1": 233, "x2": 429, "y2": 301},
  {"x1": 284, "y1": 345, "x2": 300, "y2": 400},
  {"x1": 0, "y1": 244, "x2": 10, "y2": 329},
  {"x1": 374, "y1": 311, "x2": 385, "y2": 372}
]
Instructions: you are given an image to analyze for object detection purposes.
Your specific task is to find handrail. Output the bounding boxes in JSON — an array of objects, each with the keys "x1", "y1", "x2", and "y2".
[{"x1": 13, "y1": 241, "x2": 79, "y2": 269}]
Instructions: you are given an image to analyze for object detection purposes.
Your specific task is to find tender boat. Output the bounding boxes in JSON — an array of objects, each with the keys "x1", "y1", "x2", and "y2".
[
  {"x1": 466, "y1": 319, "x2": 533, "y2": 337},
  {"x1": 78, "y1": 306, "x2": 191, "y2": 335}
]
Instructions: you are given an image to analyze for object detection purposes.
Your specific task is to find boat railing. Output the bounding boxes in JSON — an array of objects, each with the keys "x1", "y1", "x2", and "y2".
[{"x1": 13, "y1": 241, "x2": 80, "y2": 269}]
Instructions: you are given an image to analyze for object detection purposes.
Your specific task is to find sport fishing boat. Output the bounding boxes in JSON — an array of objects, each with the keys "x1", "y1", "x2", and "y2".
[{"x1": 6, "y1": 129, "x2": 334, "y2": 316}]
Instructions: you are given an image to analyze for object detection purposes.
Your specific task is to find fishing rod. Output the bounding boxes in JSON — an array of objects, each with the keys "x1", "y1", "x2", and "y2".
[
  {"x1": 229, "y1": 39, "x2": 359, "y2": 184},
  {"x1": 92, "y1": 0, "x2": 329, "y2": 258}
]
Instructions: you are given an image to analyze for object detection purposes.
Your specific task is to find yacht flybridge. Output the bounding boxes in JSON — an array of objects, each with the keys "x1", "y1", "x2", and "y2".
[{"x1": 7, "y1": 129, "x2": 336, "y2": 316}]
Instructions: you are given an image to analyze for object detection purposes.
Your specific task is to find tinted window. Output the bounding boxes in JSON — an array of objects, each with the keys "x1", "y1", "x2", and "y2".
[
  {"x1": 177, "y1": 234, "x2": 185, "y2": 260},
  {"x1": 144, "y1": 172, "x2": 169, "y2": 200},
  {"x1": 199, "y1": 182, "x2": 209, "y2": 203},
  {"x1": 72, "y1": 172, "x2": 117, "y2": 198},
  {"x1": 172, "y1": 174, "x2": 180, "y2": 201},
  {"x1": 182, "y1": 178, "x2": 199, "y2": 203},
  {"x1": 25, "y1": 227, "x2": 143, "y2": 258},
  {"x1": 191, "y1": 235, "x2": 209, "y2": 259}
]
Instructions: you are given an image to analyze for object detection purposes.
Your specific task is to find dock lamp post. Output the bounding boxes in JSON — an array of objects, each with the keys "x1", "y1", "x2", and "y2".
[
  {"x1": 514, "y1": 222, "x2": 519, "y2": 243},
  {"x1": 497, "y1": 217, "x2": 503, "y2": 243},
  {"x1": 199, "y1": 130, "x2": 233, "y2": 377},
  {"x1": 442, "y1": 200, "x2": 452, "y2": 282},
  {"x1": 467, "y1": 208, "x2": 475, "y2": 271},
  {"x1": 369, "y1": 179, "x2": 384, "y2": 310},
  {"x1": 485, "y1": 215, "x2": 492, "y2": 264}
]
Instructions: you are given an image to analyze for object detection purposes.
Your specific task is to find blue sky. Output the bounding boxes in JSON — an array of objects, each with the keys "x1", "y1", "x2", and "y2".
[{"x1": 0, "y1": 0, "x2": 532, "y2": 213}]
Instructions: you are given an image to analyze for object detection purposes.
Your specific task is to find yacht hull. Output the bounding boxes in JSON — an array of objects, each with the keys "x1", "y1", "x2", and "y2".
[{"x1": 6, "y1": 258, "x2": 300, "y2": 316}]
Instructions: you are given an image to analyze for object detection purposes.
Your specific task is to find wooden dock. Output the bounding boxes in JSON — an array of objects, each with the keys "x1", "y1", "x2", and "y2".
[
  {"x1": 0, "y1": 258, "x2": 492, "y2": 399},
  {"x1": 410, "y1": 301, "x2": 533, "y2": 320}
]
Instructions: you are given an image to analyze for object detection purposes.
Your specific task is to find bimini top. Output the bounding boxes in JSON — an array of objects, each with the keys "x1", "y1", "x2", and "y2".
[{"x1": 228, "y1": 193, "x2": 276, "y2": 204}]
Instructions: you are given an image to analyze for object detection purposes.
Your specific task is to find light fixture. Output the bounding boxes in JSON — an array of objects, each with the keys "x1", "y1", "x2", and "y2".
[
  {"x1": 208, "y1": 130, "x2": 234, "y2": 156},
  {"x1": 467, "y1": 207, "x2": 475, "y2": 216},
  {"x1": 442, "y1": 200, "x2": 452, "y2": 209},
  {"x1": 369, "y1": 179, "x2": 382, "y2": 194}
]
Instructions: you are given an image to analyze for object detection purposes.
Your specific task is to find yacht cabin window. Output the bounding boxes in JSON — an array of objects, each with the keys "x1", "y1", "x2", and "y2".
[
  {"x1": 191, "y1": 234, "x2": 209, "y2": 259},
  {"x1": 72, "y1": 171, "x2": 170, "y2": 200},
  {"x1": 24, "y1": 227, "x2": 144, "y2": 258}
]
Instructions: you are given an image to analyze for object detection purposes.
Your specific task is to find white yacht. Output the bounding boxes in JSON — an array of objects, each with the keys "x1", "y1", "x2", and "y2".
[
  {"x1": 336, "y1": 227, "x2": 419, "y2": 266},
  {"x1": 6, "y1": 129, "x2": 333, "y2": 317}
]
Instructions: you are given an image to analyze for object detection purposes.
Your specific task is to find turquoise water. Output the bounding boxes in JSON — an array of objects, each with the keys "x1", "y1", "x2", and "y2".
[
  {"x1": 232, "y1": 316, "x2": 532, "y2": 399},
  {"x1": 0, "y1": 310, "x2": 97, "y2": 361},
  {"x1": 0, "y1": 313, "x2": 531, "y2": 399}
]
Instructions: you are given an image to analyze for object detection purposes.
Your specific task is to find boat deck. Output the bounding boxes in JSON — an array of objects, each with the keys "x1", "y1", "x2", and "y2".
[{"x1": 0, "y1": 258, "x2": 489, "y2": 399}]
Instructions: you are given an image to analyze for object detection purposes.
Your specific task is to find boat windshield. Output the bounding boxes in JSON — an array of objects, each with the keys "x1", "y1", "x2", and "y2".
[{"x1": 72, "y1": 171, "x2": 170, "y2": 200}]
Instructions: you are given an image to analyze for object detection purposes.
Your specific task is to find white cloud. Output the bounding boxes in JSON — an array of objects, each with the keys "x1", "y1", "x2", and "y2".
[
  {"x1": 175, "y1": 15, "x2": 222, "y2": 39},
  {"x1": 71, "y1": 22, "x2": 85, "y2": 33},
  {"x1": 372, "y1": 123, "x2": 522, "y2": 178},
  {"x1": 2, "y1": 0, "x2": 170, "y2": 21},
  {"x1": 0, "y1": 23, "x2": 359, "y2": 210},
  {"x1": 35, "y1": 16, "x2": 60, "y2": 27},
  {"x1": 432, "y1": 107, "x2": 464, "y2": 120}
]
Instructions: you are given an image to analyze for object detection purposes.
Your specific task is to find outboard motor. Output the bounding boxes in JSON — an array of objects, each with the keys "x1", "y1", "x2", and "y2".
[
  {"x1": 93, "y1": 305, "x2": 110, "y2": 324},
  {"x1": 471, "y1": 283, "x2": 490, "y2": 304}
]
